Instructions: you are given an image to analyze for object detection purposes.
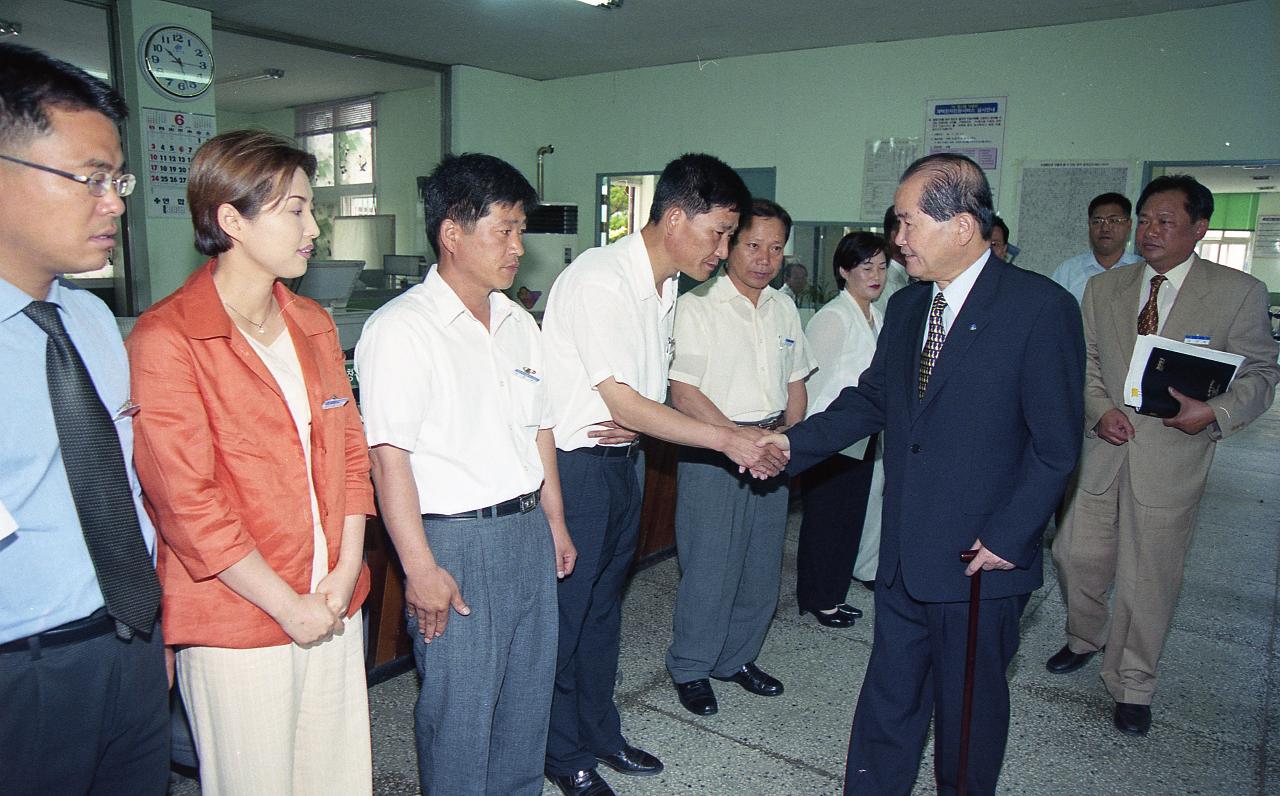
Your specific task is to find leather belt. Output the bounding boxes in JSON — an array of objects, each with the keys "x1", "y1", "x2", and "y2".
[
  {"x1": 735, "y1": 414, "x2": 784, "y2": 431},
  {"x1": 577, "y1": 441, "x2": 640, "y2": 458},
  {"x1": 0, "y1": 607, "x2": 114, "y2": 655},
  {"x1": 423, "y1": 490, "x2": 541, "y2": 521}
]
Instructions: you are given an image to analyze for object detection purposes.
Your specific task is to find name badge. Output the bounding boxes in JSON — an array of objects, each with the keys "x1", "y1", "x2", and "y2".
[
  {"x1": 1183, "y1": 335, "x2": 1211, "y2": 346},
  {"x1": 778, "y1": 336, "x2": 796, "y2": 349},
  {"x1": 321, "y1": 396, "x2": 349, "y2": 410},
  {"x1": 514, "y1": 367, "x2": 540, "y2": 383}
]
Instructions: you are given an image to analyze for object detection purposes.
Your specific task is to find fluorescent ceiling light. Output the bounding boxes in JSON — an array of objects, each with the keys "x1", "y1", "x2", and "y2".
[
  {"x1": 215, "y1": 68, "x2": 285, "y2": 88},
  {"x1": 574, "y1": 0, "x2": 623, "y2": 7},
  {"x1": 0, "y1": 19, "x2": 21, "y2": 37}
]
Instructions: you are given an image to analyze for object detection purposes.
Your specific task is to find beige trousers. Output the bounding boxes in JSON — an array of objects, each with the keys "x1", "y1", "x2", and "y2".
[
  {"x1": 176, "y1": 612, "x2": 372, "y2": 795},
  {"x1": 1053, "y1": 458, "x2": 1200, "y2": 705}
]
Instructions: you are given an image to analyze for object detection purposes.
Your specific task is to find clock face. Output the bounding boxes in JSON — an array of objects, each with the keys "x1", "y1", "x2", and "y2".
[{"x1": 141, "y1": 25, "x2": 214, "y2": 100}]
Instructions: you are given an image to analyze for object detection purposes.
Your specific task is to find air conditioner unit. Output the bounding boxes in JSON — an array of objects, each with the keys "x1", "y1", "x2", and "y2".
[{"x1": 519, "y1": 203, "x2": 578, "y2": 312}]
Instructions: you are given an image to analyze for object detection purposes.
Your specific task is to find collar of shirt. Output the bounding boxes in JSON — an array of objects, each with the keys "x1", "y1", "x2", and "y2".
[
  {"x1": 931, "y1": 248, "x2": 991, "y2": 334},
  {"x1": 419, "y1": 263, "x2": 516, "y2": 332},
  {"x1": 0, "y1": 273, "x2": 60, "y2": 320},
  {"x1": 1141, "y1": 253, "x2": 1194, "y2": 293},
  {"x1": 709, "y1": 270, "x2": 779, "y2": 309},
  {"x1": 625, "y1": 233, "x2": 678, "y2": 316}
]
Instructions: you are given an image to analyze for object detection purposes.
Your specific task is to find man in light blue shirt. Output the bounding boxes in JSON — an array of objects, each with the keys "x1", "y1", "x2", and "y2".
[
  {"x1": 0, "y1": 44, "x2": 168, "y2": 795},
  {"x1": 1051, "y1": 192, "x2": 1142, "y2": 304}
]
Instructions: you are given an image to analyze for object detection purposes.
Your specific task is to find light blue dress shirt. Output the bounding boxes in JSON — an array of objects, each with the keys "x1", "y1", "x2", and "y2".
[
  {"x1": 0, "y1": 276, "x2": 156, "y2": 644},
  {"x1": 1051, "y1": 250, "x2": 1143, "y2": 305}
]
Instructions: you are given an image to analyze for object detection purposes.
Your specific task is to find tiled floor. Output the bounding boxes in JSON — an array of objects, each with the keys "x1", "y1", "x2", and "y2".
[{"x1": 173, "y1": 403, "x2": 1280, "y2": 795}]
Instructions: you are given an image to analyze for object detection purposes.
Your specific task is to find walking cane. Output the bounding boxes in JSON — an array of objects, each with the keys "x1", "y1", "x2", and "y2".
[{"x1": 956, "y1": 549, "x2": 982, "y2": 796}]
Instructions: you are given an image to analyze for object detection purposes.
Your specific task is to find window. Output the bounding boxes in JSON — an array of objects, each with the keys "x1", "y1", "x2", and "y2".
[
  {"x1": 297, "y1": 97, "x2": 377, "y2": 257},
  {"x1": 1197, "y1": 229, "x2": 1251, "y2": 271}
]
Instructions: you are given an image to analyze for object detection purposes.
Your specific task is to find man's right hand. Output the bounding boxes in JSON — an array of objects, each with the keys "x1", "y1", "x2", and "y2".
[
  {"x1": 1094, "y1": 408, "x2": 1135, "y2": 446},
  {"x1": 278, "y1": 592, "x2": 343, "y2": 646},
  {"x1": 718, "y1": 426, "x2": 788, "y2": 476},
  {"x1": 404, "y1": 563, "x2": 471, "y2": 642}
]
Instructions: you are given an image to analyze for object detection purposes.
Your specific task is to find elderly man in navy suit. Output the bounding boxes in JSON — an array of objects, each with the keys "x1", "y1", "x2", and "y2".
[{"x1": 761, "y1": 153, "x2": 1084, "y2": 795}]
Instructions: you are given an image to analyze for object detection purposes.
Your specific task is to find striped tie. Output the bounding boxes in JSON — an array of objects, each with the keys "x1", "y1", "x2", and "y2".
[{"x1": 918, "y1": 292, "x2": 947, "y2": 399}]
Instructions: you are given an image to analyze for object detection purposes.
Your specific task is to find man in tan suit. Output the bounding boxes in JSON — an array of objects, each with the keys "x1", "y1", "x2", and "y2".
[{"x1": 1048, "y1": 174, "x2": 1280, "y2": 736}]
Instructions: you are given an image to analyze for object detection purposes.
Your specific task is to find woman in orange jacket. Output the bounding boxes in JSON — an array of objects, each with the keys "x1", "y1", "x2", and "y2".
[{"x1": 128, "y1": 130, "x2": 373, "y2": 794}]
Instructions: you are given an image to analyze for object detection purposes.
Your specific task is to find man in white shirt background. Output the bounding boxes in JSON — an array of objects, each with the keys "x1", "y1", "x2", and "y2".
[
  {"x1": 1051, "y1": 192, "x2": 1142, "y2": 304},
  {"x1": 357, "y1": 153, "x2": 573, "y2": 795},
  {"x1": 778, "y1": 261, "x2": 807, "y2": 306},
  {"x1": 665, "y1": 199, "x2": 815, "y2": 717},
  {"x1": 873, "y1": 204, "x2": 912, "y2": 316},
  {"x1": 539, "y1": 153, "x2": 787, "y2": 796}
]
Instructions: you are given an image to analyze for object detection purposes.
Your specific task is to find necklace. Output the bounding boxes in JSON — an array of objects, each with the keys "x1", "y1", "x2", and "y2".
[{"x1": 224, "y1": 300, "x2": 275, "y2": 334}]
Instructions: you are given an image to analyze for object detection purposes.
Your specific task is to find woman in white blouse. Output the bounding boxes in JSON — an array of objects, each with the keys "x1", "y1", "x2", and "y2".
[{"x1": 796, "y1": 232, "x2": 888, "y2": 626}]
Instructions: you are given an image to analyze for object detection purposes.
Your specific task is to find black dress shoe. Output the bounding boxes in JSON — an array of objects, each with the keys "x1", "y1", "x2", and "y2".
[
  {"x1": 800, "y1": 606, "x2": 855, "y2": 628},
  {"x1": 596, "y1": 743, "x2": 664, "y2": 776},
  {"x1": 836, "y1": 602, "x2": 863, "y2": 619},
  {"x1": 675, "y1": 678, "x2": 718, "y2": 716},
  {"x1": 713, "y1": 662, "x2": 784, "y2": 696},
  {"x1": 1045, "y1": 644, "x2": 1097, "y2": 674},
  {"x1": 1114, "y1": 701, "x2": 1152, "y2": 736},
  {"x1": 547, "y1": 768, "x2": 616, "y2": 796}
]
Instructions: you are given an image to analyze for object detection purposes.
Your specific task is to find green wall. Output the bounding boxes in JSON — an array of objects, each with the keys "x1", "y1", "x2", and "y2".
[
  {"x1": 451, "y1": 0, "x2": 1280, "y2": 291},
  {"x1": 1210, "y1": 193, "x2": 1261, "y2": 230}
]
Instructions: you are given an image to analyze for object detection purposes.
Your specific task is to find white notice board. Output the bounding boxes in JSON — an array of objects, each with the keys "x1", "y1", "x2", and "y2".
[
  {"x1": 925, "y1": 97, "x2": 1007, "y2": 196},
  {"x1": 1015, "y1": 160, "x2": 1132, "y2": 277}
]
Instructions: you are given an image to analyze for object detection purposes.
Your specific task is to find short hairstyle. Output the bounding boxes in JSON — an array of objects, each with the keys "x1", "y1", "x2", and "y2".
[
  {"x1": 0, "y1": 43, "x2": 128, "y2": 150},
  {"x1": 783, "y1": 262, "x2": 807, "y2": 280},
  {"x1": 991, "y1": 215, "x2": 1010, "y2": 241},
  {"x1": 648, "y1": 153, "x2": 751, "y2": 225},
  {"x1": 731, "y1": 198, "x2": 792, "y2": 247},
  {"x1": 882, "y1": 204, "x2": 900, "y2": 236},
  {"x1": 832, "y1": 231, "x2": 887, "y2": 289},
  {"x1": 900, "y1": 153, "x2": 995, "y2": 239},
  {"x1": 1136, "y1": 175, "x2": 1214, "y2": 224},
  {"x1": 1088, "y1": 192, "x2": 1132, "y2": 217},
  {"x1": 420, "y1": 153, "x2": 538, "y2": 255},
  {"x1": 188, "y1": 130, "x2": 317, "y2": 256}
]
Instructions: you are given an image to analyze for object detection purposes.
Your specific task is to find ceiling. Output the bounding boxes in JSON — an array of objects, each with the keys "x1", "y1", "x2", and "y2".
[
  {"x1": 3, "y1": 0, "x2": 1255, "y2": 112},
  {"x1": 1164, "y1": 164, "x2": 1280, "y2": 194}
]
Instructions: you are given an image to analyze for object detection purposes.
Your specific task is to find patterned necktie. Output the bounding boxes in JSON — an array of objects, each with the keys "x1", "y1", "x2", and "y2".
[
  {"x1": 918, "y1": 292, "x2": 947, "y2": 399},
  {"x1": 1137, "y1": 274, "x2": 1167, "y2": 335},
  {"x1": 23, "y1": 301, "x2": 161, "y2": 639}
]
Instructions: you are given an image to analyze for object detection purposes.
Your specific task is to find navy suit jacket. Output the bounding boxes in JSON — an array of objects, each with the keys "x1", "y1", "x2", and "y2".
[{"x1": 786, "y1": 256, "x2": 1085, "y2": 603}]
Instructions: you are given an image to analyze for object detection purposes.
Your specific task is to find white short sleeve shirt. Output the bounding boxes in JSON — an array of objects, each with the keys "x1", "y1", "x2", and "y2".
[
  {"x1": 355, "y1": 266, "x2": 546, "y2": 513},
  {"x1": 541, "y1": 233, "x2": 677, "y2": 451},
  {"x1": 669, "y1": 273, "x2": 815, "y2": 422}
]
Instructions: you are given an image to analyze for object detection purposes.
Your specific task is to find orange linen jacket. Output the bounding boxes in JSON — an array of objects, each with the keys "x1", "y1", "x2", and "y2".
[{"x1": 127, "y1": 260, "x2": 374, "y2": 648}]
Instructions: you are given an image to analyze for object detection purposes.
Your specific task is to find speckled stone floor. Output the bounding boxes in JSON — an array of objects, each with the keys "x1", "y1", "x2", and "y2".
[{"x1": 171, "y1": 403, "x2": 1279, "y2": 795}]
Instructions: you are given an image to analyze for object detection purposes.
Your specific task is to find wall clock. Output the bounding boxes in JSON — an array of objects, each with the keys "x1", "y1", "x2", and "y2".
[{"x1": 139, "y1": 25, "x2": 214, "y2": 100}]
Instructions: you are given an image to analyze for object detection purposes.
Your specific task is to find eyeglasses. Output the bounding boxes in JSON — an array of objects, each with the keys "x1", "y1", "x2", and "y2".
[
  {"x1": 1089, "y1": 215, "x2": 1129, "y2": 227},
  {"x1": 0, "y1": 153, "x2": 136, "y2": 197}
]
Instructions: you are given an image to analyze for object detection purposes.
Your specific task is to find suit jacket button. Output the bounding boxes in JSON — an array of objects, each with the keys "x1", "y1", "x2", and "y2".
[{"x1": 910, "y1": 443, "x2": 920, "y2": 453}]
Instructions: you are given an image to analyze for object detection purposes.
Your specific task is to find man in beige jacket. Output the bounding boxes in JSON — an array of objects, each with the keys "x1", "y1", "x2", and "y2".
[{"x1": 1049, "y1": 174, "x2": 1279, "y2": 736}]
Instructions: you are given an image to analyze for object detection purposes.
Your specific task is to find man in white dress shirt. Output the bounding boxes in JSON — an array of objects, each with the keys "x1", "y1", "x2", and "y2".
[
  {"x1": 540, "y1": 153, "x2": 787, "y2": 796},
  {"x1": 357, "y1": 154, "x2": 574, "y2": 795},
  {"x1": 778, "y1": 261, "x2": 807, "y2": 305},
  {"x1": 1051, "y1": 192, "x2": 1142, "y2": 304},
  {"x1": 665, "y1": 199, "x2": 815, "y2": 717},
  {"x1": 874, "y1": 204, "x2": 911, "y2": 316}
]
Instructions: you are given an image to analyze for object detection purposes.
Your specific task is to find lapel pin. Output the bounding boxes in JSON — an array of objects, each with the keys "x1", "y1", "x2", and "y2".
[{"x1": 968, "y1": 323, "x2": 978, "y2": 331}]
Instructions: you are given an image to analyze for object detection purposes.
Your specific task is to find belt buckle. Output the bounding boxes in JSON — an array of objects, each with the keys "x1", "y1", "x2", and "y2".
[{"x1": 519, "y1": 493, "x2": 537, "y2": 512}]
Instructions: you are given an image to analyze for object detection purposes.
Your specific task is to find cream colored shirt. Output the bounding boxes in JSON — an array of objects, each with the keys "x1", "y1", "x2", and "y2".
[
  {"x1": 670, "y1": 273, "x2": 815, "y2": 422},
  {"x1": 805, "y1": 289, "x2": 882, "y2": 458},
  {"x1": 1139, "y1": 254, "x2": 1194, "y2": 335},
  {"x1": 541, "y1": 233, "x2": 678, "y2": 450},
  {"x1": 355, "y1": 265, "x2": 546, "y2": 514}
]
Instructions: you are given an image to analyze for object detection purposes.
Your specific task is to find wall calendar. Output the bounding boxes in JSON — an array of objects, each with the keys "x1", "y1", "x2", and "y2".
[{"x1": 142, "y1": 108, "x2": 215, "y2": 218}]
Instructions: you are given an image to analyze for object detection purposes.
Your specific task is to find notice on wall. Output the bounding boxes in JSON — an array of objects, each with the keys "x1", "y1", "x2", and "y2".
[
  {"x1": 924, "y1": 97, "x2": 1007, "y2": 195},
  {"x1": 143, "y1": 108, "x2": 215, "y2": 219},
  {"x1": 1015, "y1": 160, "x2": 1132, "y2": 277},
  {"x1": 861, "y1": 137, "x2": 920, "y2": 222},
  {"x1": 1253, "y1": 215, "x2": 1280, "y2": 262}
]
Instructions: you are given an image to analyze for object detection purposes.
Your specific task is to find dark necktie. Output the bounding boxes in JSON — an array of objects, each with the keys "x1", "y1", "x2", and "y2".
[
  {"x1": 1137, "y1": 274, "x2": 1167, "y2": 335},
  {"x1": 918, "y1": 292, "x2": 947, "y2": 399},
  {"x1": 23, "y1": 301, "x2": 161, "y2": 639}
]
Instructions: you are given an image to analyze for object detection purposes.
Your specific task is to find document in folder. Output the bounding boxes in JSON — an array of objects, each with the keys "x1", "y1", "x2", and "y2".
[{"x1": 1123, "y1": 334, "x2": 1244, "y2": 418}]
